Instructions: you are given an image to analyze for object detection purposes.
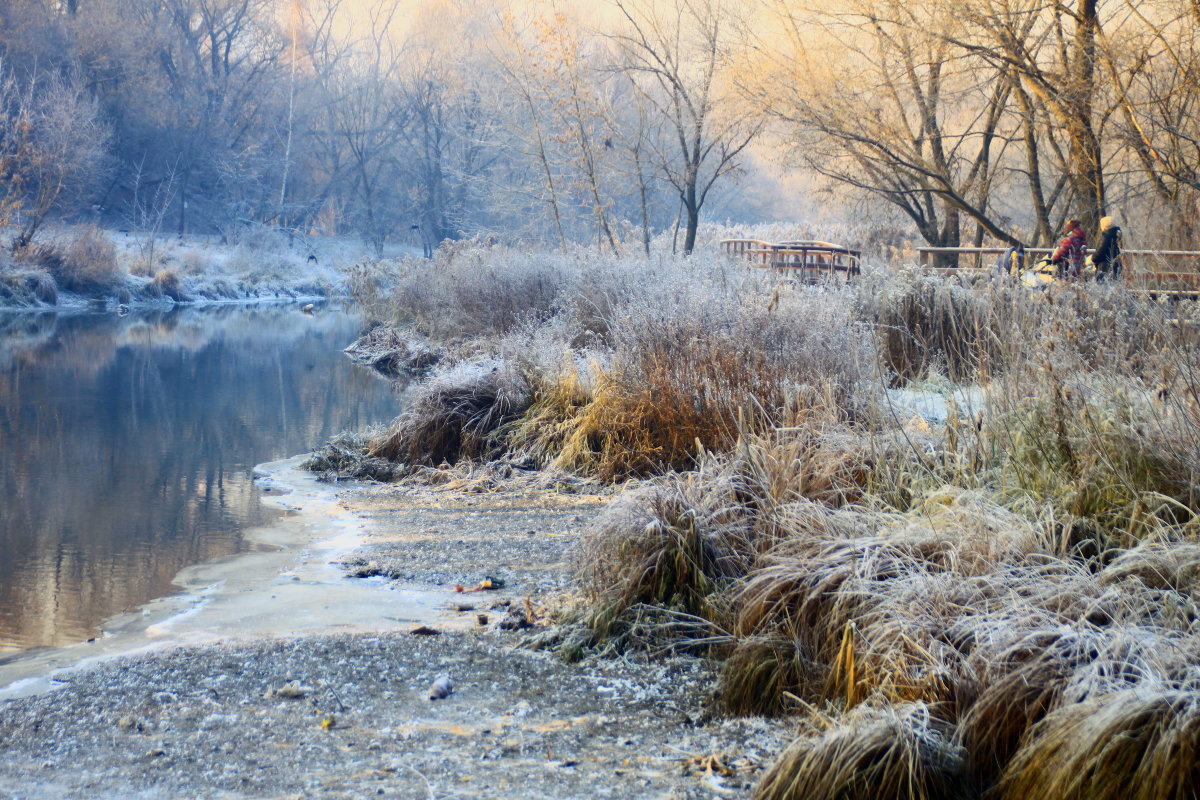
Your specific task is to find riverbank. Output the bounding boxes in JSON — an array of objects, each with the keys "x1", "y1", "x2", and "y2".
[
  {"x1": 0, "y1": 225, "x2": 425, "y2": 312},
  {"x1": 0, "y1": 460, "x2": 790, "y2": 799}
]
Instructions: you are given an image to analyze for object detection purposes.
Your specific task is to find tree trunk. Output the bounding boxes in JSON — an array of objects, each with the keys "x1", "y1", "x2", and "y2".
[{"x1": 1068, "y1": 0, "x2": 1104, "y2": 235}]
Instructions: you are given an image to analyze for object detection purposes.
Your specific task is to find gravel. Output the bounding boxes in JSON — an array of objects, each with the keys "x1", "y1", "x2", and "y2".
[{"x1": 0, "y1": 467, "x2": 791, "y2": 799}]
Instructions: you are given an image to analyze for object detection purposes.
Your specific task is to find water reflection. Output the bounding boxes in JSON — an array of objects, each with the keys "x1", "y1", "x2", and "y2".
[{"x1": 0, "y1": 306, "x2": 399, "y2": 654}]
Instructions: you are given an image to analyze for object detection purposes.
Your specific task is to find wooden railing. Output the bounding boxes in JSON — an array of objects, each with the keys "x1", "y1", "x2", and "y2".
[
  {"x1": 916, "y1": 246, "x2": 1200, "y2": 294},
  {"x1": 720, "y1": 239, "x2": 861, "y2": 283}
]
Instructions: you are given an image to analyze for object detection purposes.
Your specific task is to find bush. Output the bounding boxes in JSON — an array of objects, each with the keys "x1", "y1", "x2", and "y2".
[
  {"x1": 20, "y1": 226, "x2": 122, "y2": 294},
  {"x1": 149, "y1": 268, "x2": 185, "y2": 301},
  {"x1": 368, "y1": 360, "x2": 531, "y2": 467}
]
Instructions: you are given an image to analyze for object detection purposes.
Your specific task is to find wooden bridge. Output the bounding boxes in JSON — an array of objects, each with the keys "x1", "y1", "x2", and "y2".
[{"x1": 720, "y1": 239, "x2": 860, "y2": 282}]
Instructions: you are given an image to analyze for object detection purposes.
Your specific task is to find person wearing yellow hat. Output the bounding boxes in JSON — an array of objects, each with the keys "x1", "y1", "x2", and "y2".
[{"x1": 1091, "y1": 216, "x2": 1122, "y2": 280}]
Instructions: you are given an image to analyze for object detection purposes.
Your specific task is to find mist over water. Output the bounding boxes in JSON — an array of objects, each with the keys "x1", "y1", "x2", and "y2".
[{"x1": 0, "y1": 306, "x2": 399, "y2": 655}]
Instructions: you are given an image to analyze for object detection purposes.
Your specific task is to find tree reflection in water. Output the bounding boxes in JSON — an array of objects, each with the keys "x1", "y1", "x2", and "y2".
[{"x1": 0, "y1": 306, "x2": 399, "y2": 654}]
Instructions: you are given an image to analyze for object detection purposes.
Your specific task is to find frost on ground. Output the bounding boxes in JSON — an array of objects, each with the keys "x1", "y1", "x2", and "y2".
[
  {"x1": 0, "y1": 467, "x2": 790, "y2": 800},
  {"x1": 0, "y1": 225, "x2": 419, "y2": 310},
  {"x1": 0, "y1": 632, "x2": 788, "y2": 800}
]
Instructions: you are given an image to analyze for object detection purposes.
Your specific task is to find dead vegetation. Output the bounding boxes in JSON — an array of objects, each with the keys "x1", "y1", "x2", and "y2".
[{"x1": 330, "y1": 246, "x2": 1200, "y2": 797}]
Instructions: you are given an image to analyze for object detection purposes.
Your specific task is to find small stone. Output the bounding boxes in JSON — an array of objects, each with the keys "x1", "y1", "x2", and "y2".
[
  {"x1": 428, "y1": 675, "x2": 454, "y2": 700},
  {"x1": 410, "y1": 625, "x2": 440, "y2": 636},
  {"x1": 116, "y1": 716, "x2": 143, "y2": 732},
  {"x1": 498, "y1": 611, "x2": 532, "y2": 630},
  {"x1": 477, "y1": 614, "x2": 489, "y2": 626},
  {"x1": 270, "y1": 680, "x2": 313, "y2": 699}
]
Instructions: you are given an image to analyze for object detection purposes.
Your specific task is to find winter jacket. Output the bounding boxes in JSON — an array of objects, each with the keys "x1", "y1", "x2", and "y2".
[
  {"x1": 1092, "y1": 226, "x2": 1122, "y2": 279},
  {"x1": 1051, "y1": 227, "x2": 1088, "y2": 276}
]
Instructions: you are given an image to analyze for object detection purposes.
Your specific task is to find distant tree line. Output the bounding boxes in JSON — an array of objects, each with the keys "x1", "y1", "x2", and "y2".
[
  {"x1": 1, "y1": 0, "x2": 1197, "y2": 256},
  {"x1": 0, "y1": 0, "x2": 762, "y2": 255}
]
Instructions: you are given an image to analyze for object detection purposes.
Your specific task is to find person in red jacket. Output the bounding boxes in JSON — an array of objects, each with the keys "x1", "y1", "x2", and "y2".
[{"x1": 1051, "y1": 219, "x2": 1088, "y2": 278}]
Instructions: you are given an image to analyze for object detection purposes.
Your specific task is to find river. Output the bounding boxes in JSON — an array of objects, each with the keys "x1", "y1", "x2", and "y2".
[{"x1": 0, "y1": 304, "x2": 399, "y2": 656}]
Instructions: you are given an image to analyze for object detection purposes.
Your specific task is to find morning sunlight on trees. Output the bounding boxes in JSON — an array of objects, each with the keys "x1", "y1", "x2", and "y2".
[{"x1": 1, "y1": 0, "x2": 1200, "y2": 252}]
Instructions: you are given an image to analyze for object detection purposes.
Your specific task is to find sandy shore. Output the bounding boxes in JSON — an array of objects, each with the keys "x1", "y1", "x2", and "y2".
[{"x1": 0, "y1": 461, "x2": 789, "y2": 799}]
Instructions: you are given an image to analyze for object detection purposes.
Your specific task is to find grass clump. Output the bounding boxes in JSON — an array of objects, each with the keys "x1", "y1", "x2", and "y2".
[
  {"x1": 996, "y1": 689, "x2": 1200, "y2": 800},
  {"x1": 369, "y1": 360, "x2": 531, "y2": 467},
  {"x1": 343, "y1": 325, "x2": 441, "y2": 376},
  {"x1": 148, "y1": 268, "x2": 186, "y2": 301},
  {"x1": 576, "y1": 476, "x2": 750, "y2": 640},
  {"x1": 18, "y1": 226, "x2": 123, "y2": 295},
  {"x1": 718, "y1": 636, "x2": 823, "y2": 716},
  {"x1": 0, "y1": 267, "x2": 57, "y2": 306},
  {"x1": 755, "y1": 703, "x2": 965, "y2": 800},
  {"x1": 857, "y1": 269, "x2": 999, "y2": 384},
  {"x1": 302, "y1": 430, "x2": 403, "y2": 482}
]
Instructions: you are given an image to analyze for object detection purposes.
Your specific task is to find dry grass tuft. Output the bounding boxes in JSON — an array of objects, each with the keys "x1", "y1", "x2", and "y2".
[
  {"x1": 857, "y1": 270, "x2": 999, "y2": 383},
  {"x1": 718, "y1": 636, "x2": 824, "y2": 715},
  {"x1": 577, "y1": 477, "x2": 751, "y2": 639},
  {"x1": 302, "y1": 430, "x2": 403, "y2": 482},
  {"x1": 995, "y1": 688, "x2": 1200, "y2": 800},
  {"x1": 18, "y1": 226, "x2": 123, "y2": 294},
  {"x1": 0, "y1": 268, "x2": 57, "y2": 305},
  {"x1": 754, "y1": 703, "x2": 965, "y2": 800},
  {"x1": 1100, "y1": 543, "x2": 1200, "y2": 594},
  {"x1": 149, "y1": 268, "x2": 185, "y2": 301},
  {"x1": 369, "y1": 361, "x2": 530, "y2": 467},
  {"x1": 343, "y1": 325, "x2": 442, "y2": 376}
]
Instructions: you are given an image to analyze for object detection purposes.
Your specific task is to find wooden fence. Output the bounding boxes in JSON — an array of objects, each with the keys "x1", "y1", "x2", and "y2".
[{"x1": 916, "y1": 247, "x2": 1200, "y2": 295}]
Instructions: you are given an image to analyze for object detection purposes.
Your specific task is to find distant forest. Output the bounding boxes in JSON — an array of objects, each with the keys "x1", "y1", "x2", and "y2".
[{"x1": 2, "y1": 0, "x2": 1199, "y2": 254}]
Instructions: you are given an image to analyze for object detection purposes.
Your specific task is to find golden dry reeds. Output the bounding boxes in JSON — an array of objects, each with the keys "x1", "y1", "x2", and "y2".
[
  {"x1": 369, "y1": 362, "x2": 530, "y2": 466},
  {"x1": 754, "y1": 703, "x2": 965, "y2": 800},
  {"x1": 576, "y1": 478, "x2": 751, "y2": 639},
  {"x1": 995, "y1": 688, "x2": 1200, "y2": 800}
]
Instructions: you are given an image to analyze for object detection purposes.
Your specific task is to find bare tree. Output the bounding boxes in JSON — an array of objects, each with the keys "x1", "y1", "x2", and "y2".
[
  {"x1": 932, "y1": 0, "x2": 1108, "y2": 237},
  {"x1": 754, "y1": 0, "x2": 1020, "y2": 258},
  {"x1": 1096, "y1": 0, "x2": 1200, "y2": 246},
  {"x1": 307, "y1": 0, "x2": 410, "y2": 254},
  {"x1": 608, "y1": 0, "x2": 759, "y2": 254},
  {"x1": 0, "y1": 64, "x2": 110, "y2": 251}
]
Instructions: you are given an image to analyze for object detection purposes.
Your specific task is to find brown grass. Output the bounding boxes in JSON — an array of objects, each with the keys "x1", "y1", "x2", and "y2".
[
  {"x1": 754, "y1": 703, "x2": 965, "y2": 800},
  {"x1": 369, "y1": 362, "x2": 530, "y2": 466},
  {"x1": 995, "y1": 689, "x2": 1200, "y2": 800},
  {"x1": 18, "y1": 226, "x2": 122, "y2": 294}
]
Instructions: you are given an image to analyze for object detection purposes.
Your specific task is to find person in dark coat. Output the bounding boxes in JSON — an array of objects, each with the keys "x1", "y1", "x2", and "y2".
[{"x1": 1091, "y1": 216, "x2": 1122, "y2": 280}]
